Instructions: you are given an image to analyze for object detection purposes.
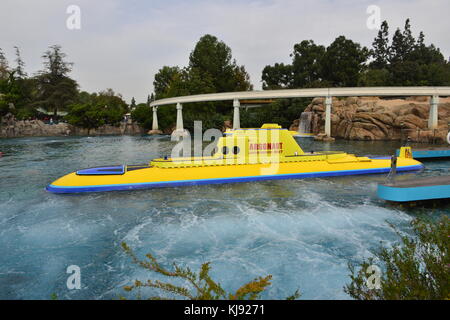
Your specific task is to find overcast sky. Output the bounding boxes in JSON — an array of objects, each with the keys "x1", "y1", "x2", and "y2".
[{"x1": 1, "y1": 0, "x2": 449, "y2": 103}]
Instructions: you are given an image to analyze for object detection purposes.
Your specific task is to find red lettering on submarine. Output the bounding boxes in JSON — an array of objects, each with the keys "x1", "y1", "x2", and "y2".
[{"x1": 249, "y1": 143, "x2": 283, "y2": 151}]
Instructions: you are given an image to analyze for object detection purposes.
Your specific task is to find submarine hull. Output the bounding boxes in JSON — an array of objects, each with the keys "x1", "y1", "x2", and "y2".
[{"x1": 46, "y1": 157, "x2": 423, "y2": 194}]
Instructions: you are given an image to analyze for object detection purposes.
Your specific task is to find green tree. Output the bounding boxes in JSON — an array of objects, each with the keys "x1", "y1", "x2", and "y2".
[
  {"x1": 146, "y1": 94, "x2": 152, "y2": 107},
  {"x1": 94, "y1": 89, "x2": 128, "y2": 124},
  {"x1": 345, "y1": 216, "x2": 449, "y2": 300},
  {"x1": 13, "y1": 77, "x2": 38, "y2": 119},
  {"x1": 34, "y1": 45, "x2": 78, "y2": 116},
  {"x1": 66, "y1": 89, "x2": 127, "y2": 130},
  {"x1": 390, "y1": 28, "x2": 409, "y2": 64},
  {"x1": 261, "y1": 63, "x2": 293, "y2": 89},
  {"x1": 151, "y1": 35, "x2": 252, "y2": 132},
  {"x1": 66, "y1": 102, "x2": 105, "y2": 133},
  {"x1": 188, "y1": 34, "x2": 252, "y2": 93},
  {"x1": 130, "y1": 97, "x2": 136, "y2": 112},
  {"x1": 0, "y1": 71, "x2": 21, "y2": 117},
  {"x1": 321, "y1": 36, "x2": 369, "y2": 87},
  {"x1": 358, "y1": 68, "x2": 391, "y2": 86},
  {"x1": 131, "y1": 103, "x2": 153, "y2": 129},
  {"x1": 0, "y1": 48, "x2": 9, "y2": 80},
  {"x1": 186, "y1": 35, "x2": 251, "y2": 117},
  {"x1": 162, "y1": 67, "x2": 191, "y2": 98},
  {"x1": 402, "y1": 19, "x2": 415, "y2": 57},
  {"x1": 291, "y1": 40, "x2": 326, "y2": 88},
  {"x1": 232, "y1": 64, "x2": 252, "y2": 92},
  {"x1": 370, "y1": 20, "x2": 390, "y2": 69},
  {"x1": 261, "y1": 40, "x2": 330, "y2": 90},
  {"x1": 410, "y1": 39, "x2": 446, "y2": 66},
  {"x1": 14, "y1": 46, "x2": 27, "y2": 78},
  {"x1": 153, "y1": 66, "x2": 182, "y2": 99},
  {"x1": 0, "y1": 69, "x2": 36, "y2": 119},
  {"x1": 387, "y1": 19, "x2": 448, "y2": 86}
]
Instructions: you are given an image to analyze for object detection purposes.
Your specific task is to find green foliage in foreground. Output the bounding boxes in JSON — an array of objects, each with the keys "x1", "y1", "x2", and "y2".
[
  {"x1": 345, "y1": 216, "x2": 449, "y2": 300},
  {"x1": 121, "y1": 242, "x2": 300, "y2": 300}
]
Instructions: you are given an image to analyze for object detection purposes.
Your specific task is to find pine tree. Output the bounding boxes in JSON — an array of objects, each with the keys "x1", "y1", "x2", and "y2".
[
  {"x1": 389, "y1": 28, "x2": 405, "y2": 64},
  {"x1": 402, "y1": 19, "x2": 415, "y2": 58},
  {"x1": 35, "y1": 45, "x2": 78, "y2": 116},
  {"x1": 14, "y1": 46, "x2": 27, "y2": 78},
  {"x1": 0, "y1": 48, "x2": 9, "y2": 80},
  {"x1": 390, "y1": 19, "x2": 416, "y2": 64},
  {"x1": 370, "y1": 20, "x2": 390, "y2": 69},
  {"x1": 417, "y1": 31, "x2": 425, "y2": 48},
  {"x1": 130, "y1": 97, "x2": 136, "y2": 111},
  {"x1": 41, "y1": 45, "x2": 73, "y2": 77},
  {"x1": 403, "y1": 19, "x2": 416, "y2": 60}
]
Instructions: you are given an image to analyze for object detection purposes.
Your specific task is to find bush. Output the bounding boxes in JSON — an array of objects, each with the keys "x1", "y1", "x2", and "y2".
[
  {"x1": 344, "y1": 216, "x2": 450, "y2": 300},
  {"x1": 66, "y1": 103, "x2": 105, "y2": 131},
  {"x1": 120, "y1": 242, "x2": 279, "y2": 300},
  {"x1": 131, "y1": 104, "x2": 153, "y2": 129}
]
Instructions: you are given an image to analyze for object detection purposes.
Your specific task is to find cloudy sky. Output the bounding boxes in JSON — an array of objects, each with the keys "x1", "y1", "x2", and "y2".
[{"x1": 1, "y1": 0, "x2": 449, "y2": 103}]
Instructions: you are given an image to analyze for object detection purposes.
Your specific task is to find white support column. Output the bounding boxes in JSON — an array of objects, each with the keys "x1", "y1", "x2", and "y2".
[
  {"x1": 176, "y1": 103, "x2": 184, "y2": 131},
  {"x1": 325, "y1": 96, "x2": 332, "y2": 137},
  {"x1": 233, "y1": 99, "x2": 240, "y2": 129},
  {"x1": 428, "y1": 95, "x2": 439, "y2": 130},
  {"x1": 152, "y1": 106, "x2": 159, "y2": 131}
]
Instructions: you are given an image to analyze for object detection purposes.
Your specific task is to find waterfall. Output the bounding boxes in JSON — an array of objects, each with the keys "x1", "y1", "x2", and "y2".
[{"x1": 298, "y1": 112, "x2": 313, "y2": 134}]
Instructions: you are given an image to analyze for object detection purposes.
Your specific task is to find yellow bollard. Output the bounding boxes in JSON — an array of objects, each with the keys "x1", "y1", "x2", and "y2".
[{"x1": 399, "y1": 146, "x2": 413, "y2": 158}]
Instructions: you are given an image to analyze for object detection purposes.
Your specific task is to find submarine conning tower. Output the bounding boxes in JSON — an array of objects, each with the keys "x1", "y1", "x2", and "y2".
[
  {"x1": 149, "y1": 124, "x2": 323, "y2": 168},
  {"x1": 217, "y1": 123, "x2": 305, "y2": 159}
]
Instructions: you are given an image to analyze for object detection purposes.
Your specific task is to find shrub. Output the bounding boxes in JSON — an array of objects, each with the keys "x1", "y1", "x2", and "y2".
[
  {"x1": 121, "y1": 242, "x2": 278, "y2": 300},
  {"x1": 344, "y1": 216, "x2": 449, "y2": 300}
]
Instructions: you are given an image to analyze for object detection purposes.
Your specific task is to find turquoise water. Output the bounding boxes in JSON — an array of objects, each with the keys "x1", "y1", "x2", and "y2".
[{"x1": 0, "y1": 135, "x2": 448, "y2": 300}]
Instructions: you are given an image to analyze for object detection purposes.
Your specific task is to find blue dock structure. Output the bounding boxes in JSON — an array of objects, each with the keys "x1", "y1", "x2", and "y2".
[
  {"x1": 378, "y1": 150, "x2": 450, "y2": 202},
  {"x1": 396, "y1": 147, "x2": 450, "y2": 160},
  {"x1": 377, "y1": 176, "x2": 450, "y2": 202}
]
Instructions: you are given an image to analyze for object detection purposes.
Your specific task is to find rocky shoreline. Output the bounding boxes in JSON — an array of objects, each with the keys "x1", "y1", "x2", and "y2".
[
  {"x1": 290, "y1": 96, "x2": 450, "y2": 144},
  {"x1": 0, "y1": 114, "x2": 145, "y2": 138}
]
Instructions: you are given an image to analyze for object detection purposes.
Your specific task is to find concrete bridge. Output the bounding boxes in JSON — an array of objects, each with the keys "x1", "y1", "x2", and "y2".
[{"x1": 149, "y1": 87, "x2": 450, "y2": 136}]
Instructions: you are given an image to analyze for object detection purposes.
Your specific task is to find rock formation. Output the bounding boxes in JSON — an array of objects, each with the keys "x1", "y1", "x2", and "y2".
[
  {"x1": 0, "y1": 113, "x2": 145, "y2": 138},
  {"x1": 290, "y1": 96, "x2": 450, "y2": 143},
  {"x1": 147, "y1": 129, "x2": 163, "y2": 135}
]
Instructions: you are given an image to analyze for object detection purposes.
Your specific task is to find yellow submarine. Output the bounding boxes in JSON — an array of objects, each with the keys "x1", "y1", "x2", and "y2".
[{"x1": 46, "y1": 124, "x2": 423, "y2": 194}]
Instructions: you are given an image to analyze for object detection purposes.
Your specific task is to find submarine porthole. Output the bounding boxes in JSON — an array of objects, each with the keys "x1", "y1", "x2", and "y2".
[
  {"x1": 233, "y1": 146, "x2": 240, "y2": 154},
  {"x1": 222, "y1": 146, "x2": 229, "y2": 155}
]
